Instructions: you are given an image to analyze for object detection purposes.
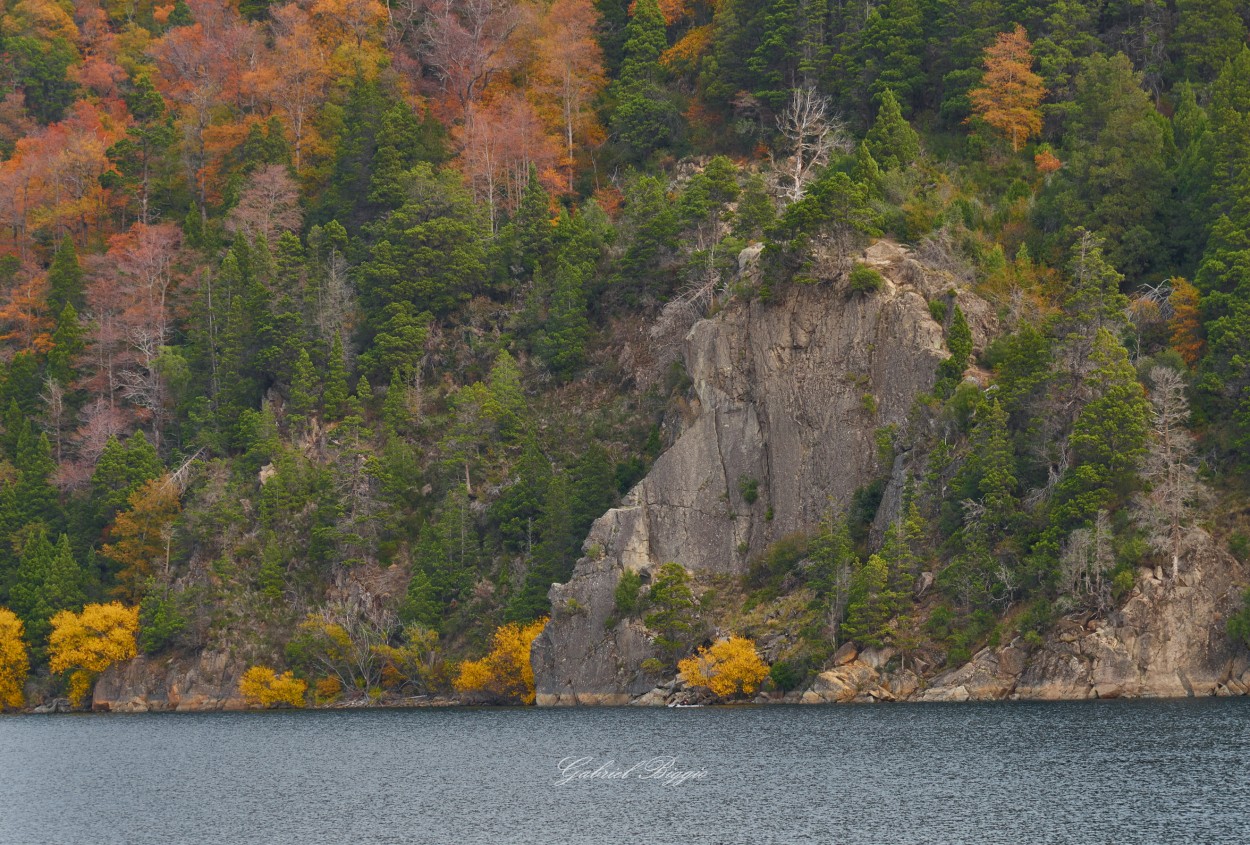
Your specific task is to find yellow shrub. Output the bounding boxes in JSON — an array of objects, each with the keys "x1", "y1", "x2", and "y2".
[
  {"x1": 239, "y1": 665, "x2": 307, "y2": 708},
  {"x1": 453, "y1": 618, "x2": 547, "y2": 704},
  {"x1": 315, "y1": 676, "x2": 343, "y2": 703},
  {"x1": 0, "y1": 608, "x2": 29, "y2": 709},
  {"x1": 48, "y1": 602, "x2": 139, "y2": 707},
  {"x1": 678, "y1": 636, "x2": 769, "y2": 699}
]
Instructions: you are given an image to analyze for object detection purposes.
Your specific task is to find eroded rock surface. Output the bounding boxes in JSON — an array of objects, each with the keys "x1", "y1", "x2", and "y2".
[
  {"x1": 92, "y1": 650, "x2": 248, "y2": 713},
  {"x1": 534, "y1": 241, "x2": 956, "y2": 705}
]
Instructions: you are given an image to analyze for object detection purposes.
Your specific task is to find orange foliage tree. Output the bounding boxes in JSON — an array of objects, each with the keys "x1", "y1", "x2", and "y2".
[
  {"x1": 532, "y1": 0, "x2": 606, "y2": 190},
  {"x1": 456, "y1": 94, "x2": 563, "y2": 228},
  {"x1": 1168, "y1": 277, "x2": 1204, "y2": 366},
  {"x1": 101, "y1": 475, "x2": 181, "y2": 602},
  {"x1": 0, "y1": 102, "x2": 121, "y2": 256},
  {"x1": 0, "y1": 269, "x2": 55, "y2": 355},
  {"x1": 968, "y1": 25, "x2": 1046, "y2": 153}
]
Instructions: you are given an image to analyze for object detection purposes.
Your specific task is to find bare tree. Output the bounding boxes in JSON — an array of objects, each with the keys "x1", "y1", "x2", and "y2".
[
  {"x1": 1059, "y1": 509, "x2": 1115, "y2": 613},
  {"x1": 226, "y1": 165, "x2": 303, "y2": 244},
  {"x1": 774, "y1": 86, "x2": 848, "y2": 203},
  {"x1": 1135, "y1": 366, "x2": 1208, "y2": 580}
]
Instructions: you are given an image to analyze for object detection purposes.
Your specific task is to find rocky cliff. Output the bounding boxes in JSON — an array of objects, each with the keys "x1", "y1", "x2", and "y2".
[
  {"x1": 787, "y1": 542, "x2": 1249, "y2": 705},
  {"x1": 532, "y1": 240, "x2": 981, "y2": 704},
  {"x1": 92, "y1": 650, "x2": 249, "y2": 713},
  {"x1": 532, "y1": 240, "x2": 1250, "y2": 707}
]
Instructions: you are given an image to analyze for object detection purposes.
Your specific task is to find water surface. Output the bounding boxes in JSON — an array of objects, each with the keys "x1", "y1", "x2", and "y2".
[{"x1": 2, "y1": 699, "x2": 1248, "y2": 844}]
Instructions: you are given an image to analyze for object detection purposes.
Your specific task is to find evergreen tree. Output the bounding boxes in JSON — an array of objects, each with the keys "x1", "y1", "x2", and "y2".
[
  {"x1": 90, "y1": 433, "x2": 163, "y2": 532},
  {"x1": 46, "y1": 237, "x2": 84, "y2": 315},
  {"x1": 9, "y1": 529, "x2": 87, "y2": 655},
  {"x1": 571, "y1": 443, "x2": 617, "y2": 535},
  {"x1": 535, "y1": 259, "x2": 590, "y2": 380},
  {"x1": 399, "y1": 569, "x2": 441, "y2": 627},
  {"x1": 322, "y1": 334, "x2": 355, "y2": 421},
  {"x1": 863, "y1": 89, "x2": 921, "y2": 171},
  {"x1": 508, "y1": 473, "x2": 577, "y2": 621},
  {"x1": 855, "y1": 0, "x2": 926, "y2": 109},
  {"x1": 493, "y1": 436, "x2": 551, "y2": 553},
  {"x1": 1172, "y1": 0, "x2": 1248, "y2": 84},
  {"x1": 609, "y1": 0, "x2": 680, "y2": 160},
  {"x1": 287, "y1": 347, "x2": 318, "y2": 431},
  {"x1": 1049, "y1": 330, "x2": 1150, "y2": 541},
  {"x1": 1050, "y1": 54, "x2": 1171, "y2": 279},
  {"x1": 46, "y1": 304, "x2": 85, "y2": 388}
]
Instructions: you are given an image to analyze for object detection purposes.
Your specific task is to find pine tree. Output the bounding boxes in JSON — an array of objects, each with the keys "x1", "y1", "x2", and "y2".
[
  {"x1": 9, "y1": 529, "x2": 87, "y2": 655},
  {"x1": 287, "y1": 347, "x2": 318, "y2": 431},
  {"x1": 46, "y1": 303, "x2": 85, "y2": 388},
  {"x1": 322, "y1": 334, "x2": 355, "y2": 421},
  {"x1": 536, "y1": 258, "x2": 590, "y2": 380},
  {"x1": 863, "y1": 89, "x2": 921, "y2": 171},
  {"x1": 609, "y1": 0, "x2": 679, "y2": 159},
  {"x1": 1172, "y1": 0, "x2": 1248, "y2": 84},
  {"x1": 46, "y1": 237, "x2": 84, "y2": 315},
  {"x1": 493, "y1": 436, "x2": 551, "y2": 552},
  {"x1": 1050, "y1": 329, "x2": 1150, "y2": 536},
  {"x1": 508, "y1": 472, "x2": 576, "y2": 621},
  {"x1": 1056, "y1": 54, "x2": 1171, "y2": 278},
  {"x1": 90, "y1": 433, "x2": 163, "y2": 532},
  {"x1": 399, "y1": 569, "x2": 441, "y2": 627},
  {"x1": 13, "y1": 426, "x2": 60, "y2": 534},
  {"x1": 856, "y1": 0, "x2": 926, "y2": 109},
  {"x1": 571, "y1": 443, "x2": 616, "y2": 535}
]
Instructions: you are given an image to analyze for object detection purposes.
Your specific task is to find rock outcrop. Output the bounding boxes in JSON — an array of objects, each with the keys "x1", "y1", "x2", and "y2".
[
  {"x1": 917, "y1": 544, "x2": 1250, "y2": 702},
  {"x1": 532, "y1": 238, "x2": 1250, "y2": 707},
  {"x1": 92, "y1": 650, "x2": 249, "y2": 713},
  {"x1": 533, "y1": 241, "x2": 961, "y2": 705}
]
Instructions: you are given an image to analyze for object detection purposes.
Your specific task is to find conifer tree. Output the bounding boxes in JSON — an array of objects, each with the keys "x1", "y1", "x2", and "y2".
[
  {"x1": 609, "y1": 0, "x2": 679, "y2": 159},
  {"x1": 322, "y1": 334, "x2": 355, "y2": 421},
  {"x1": 863, "y1": 89, "x2": 920, "y2": 171},
  {"x1": 46, "y1": 237, "x2": 84, "y2": 316},
  {"x1": 287, "y1": 348, "x2": 318, "y2": 431}
]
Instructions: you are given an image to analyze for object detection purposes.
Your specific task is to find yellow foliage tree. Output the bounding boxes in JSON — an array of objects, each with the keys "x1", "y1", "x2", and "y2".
[
  {"x1": 48, "y1": 602, "x2": 139, "y2": 707},
  {"x1": 0, "y1": 608, "x2": 30, "y2": 709},
  {"x1": 101, "y1": 475, "x2": 181, "y2": 603},
  {"x1": 678, "y1": 636, "x2": 769, "y2": 699},
  {"x1": 968, "y1": 25, "x2": 1046, "y2": 153},
  {"x1": 373, "y1": 624, "x2": 447, "y2": 695},
  {"x1": 239, "y1": 666, "x2": 308, "y2": 708},
  {"x1": 453, "y1": 618, "x2": 547, "y2": 704}
]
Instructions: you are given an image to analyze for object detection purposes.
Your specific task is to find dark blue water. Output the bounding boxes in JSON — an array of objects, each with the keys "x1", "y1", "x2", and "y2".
[{"x1": 2, "y1": 699, "x2": 1248, "y2": 844}]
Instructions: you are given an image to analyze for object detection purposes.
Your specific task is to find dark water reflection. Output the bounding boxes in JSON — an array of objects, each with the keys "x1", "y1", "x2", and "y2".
[{"x1": 2, "y1": 698, "x2": 1248, "y2": 844}]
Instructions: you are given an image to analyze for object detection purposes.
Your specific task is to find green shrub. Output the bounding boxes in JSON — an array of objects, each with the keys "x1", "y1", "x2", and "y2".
[
  {"x1": 768, "y1": 661, "x2": 804, "y2": 692},
  {"x1": 1227, "y1": 588, "x2": 1250, "y2": 649},
  {"x1": 738, "y1": 475, "x2": 760, "y2": 504},
  {"x1": 1229, "y1": 532, "x2": 1250, "y2": 562},
  {"x1": 848, "y1": 264, "x2": 883, "y2": 294},
  {"x1": 614, "y1": 570, "x2": 643, "y2": 616}
]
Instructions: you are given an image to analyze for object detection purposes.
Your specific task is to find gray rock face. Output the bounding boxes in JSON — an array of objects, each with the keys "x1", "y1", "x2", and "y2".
[
  {"x1": 534, "y1": 242, "x2": 953, "y2": 705},
  {"x1": 915, "y1": 542, "x2": 1249, "y2": 702},
  {"x1": 92, "y1": 650, "x2": 249, "y2": 712}
]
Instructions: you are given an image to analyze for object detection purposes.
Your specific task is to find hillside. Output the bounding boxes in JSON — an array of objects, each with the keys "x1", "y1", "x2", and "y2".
[{"x1": 2, "y1": 0, "x2": 1250, "y2": 711}]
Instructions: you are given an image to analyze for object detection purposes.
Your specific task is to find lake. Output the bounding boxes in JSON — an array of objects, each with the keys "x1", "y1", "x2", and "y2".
[{"x1": 2, "y1": 699, "x2": 1248, "y2": 844}]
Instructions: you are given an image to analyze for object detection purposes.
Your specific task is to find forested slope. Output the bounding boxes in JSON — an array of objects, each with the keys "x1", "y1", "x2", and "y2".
[{"x1": 1, "y1": 0, "x2": 1249, "y2": 709}]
